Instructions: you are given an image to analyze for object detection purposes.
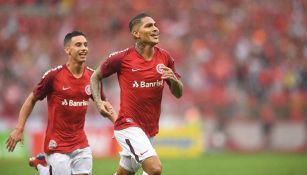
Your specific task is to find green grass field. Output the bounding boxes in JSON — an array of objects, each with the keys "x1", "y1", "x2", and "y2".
[{"x1": 0, "y1": 153, "x2": 306, "y2": 175}]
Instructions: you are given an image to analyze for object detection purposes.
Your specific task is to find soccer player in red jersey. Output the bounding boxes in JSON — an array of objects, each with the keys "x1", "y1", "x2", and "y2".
[
  {"x1": 6, "y1": 31, "x2": 115, "y2": 175},
  {"x1": 90, "y1": 13, "x2": 183, "y2": 175}
]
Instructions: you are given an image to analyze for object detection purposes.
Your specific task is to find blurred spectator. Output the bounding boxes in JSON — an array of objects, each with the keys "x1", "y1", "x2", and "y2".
[{"x1": 0, "y1": 0, "x2": 306, "y2": 130}]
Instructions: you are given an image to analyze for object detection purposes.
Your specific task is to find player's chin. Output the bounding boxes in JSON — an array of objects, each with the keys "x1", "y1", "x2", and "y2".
[
  {"x1": 149, "y1": 40, "x2": 159, "y2": 46},
  {"x1": 77, "y1": 56, "x2": 87, "y2": 62},
  {"x1": 153, "y1": 37, "x2": 159, "y2": 43}
]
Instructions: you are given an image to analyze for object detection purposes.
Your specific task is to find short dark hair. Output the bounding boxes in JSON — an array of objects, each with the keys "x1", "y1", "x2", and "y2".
[
  {"x1": 129, "y1": 13, "x2": 151, "y2": 32},
  {"x1": 64, "y1": 31, "x2": 86, "y2": 46}
]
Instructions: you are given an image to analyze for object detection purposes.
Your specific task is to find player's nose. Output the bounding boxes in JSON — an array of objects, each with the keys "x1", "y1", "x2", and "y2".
[
  {"x1": 80, "y1": 45, "x2": 88, "y2": 51},
  {"x1": 153, "y1": 27, "x2": 159, "y2": 33},
  {"x1": 152, "y1": 25, "x2": 159, "y2": 33}
]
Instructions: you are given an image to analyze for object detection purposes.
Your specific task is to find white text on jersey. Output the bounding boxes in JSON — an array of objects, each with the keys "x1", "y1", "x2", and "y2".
[
  {"x1": 62, "y1": 99, "x2": 89, "y2": 107},
  {"x1": 132, "y1": 80, "x2": 164, "y2": 88}
]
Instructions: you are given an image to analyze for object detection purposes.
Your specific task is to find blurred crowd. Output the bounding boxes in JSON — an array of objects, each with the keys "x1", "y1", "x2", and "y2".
[{"x1": 0, "y1": 0, "x2": 306, "y2": 128}]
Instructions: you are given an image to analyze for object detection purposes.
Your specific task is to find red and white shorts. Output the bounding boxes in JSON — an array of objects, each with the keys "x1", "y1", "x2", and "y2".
[
  {"x1": 45, "y1": 147, "x2": 92, "y2": 175},
  {"x1": 114, "y1": 127, "x2": 157, "y2": 172}
]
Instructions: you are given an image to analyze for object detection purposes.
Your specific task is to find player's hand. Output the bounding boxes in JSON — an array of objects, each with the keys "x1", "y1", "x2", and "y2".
[
  {"x1": 161, "y1": 65, "x2": 178, "y2": 82},
  {"x1": 99, "y1": 101, "x2": 116, "y2": 121},
  {"x1": 6, "y1": 128, "x2": 24, "y2": 152}
]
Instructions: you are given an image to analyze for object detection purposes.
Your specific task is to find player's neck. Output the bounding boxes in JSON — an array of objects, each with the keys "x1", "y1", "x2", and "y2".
[
  {"x1": 135, "y1": 42, "x2": 155, "y2": 61},
  {"x1": 66, "y1": 61, "x2": 85, "y2": 78}
]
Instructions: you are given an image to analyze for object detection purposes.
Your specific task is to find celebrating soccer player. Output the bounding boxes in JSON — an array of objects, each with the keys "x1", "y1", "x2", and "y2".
[
  {"x1": 90, "y1": 13, "x2": 183, "y2": 175},
  {"x1": 6, "y1": 31, "x2": 115, "y2": 175}
]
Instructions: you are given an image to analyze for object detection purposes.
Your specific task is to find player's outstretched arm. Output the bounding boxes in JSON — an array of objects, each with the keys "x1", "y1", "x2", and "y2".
[
  {"x1": 161, "y1": 65, "x2": 183, "y2": 98},
  {"x1": 6, "y1": 93, "x2": 37, "y2": 152},
  {"x1": 90, "y1": 67, "x2": 116, "y2": 123}
]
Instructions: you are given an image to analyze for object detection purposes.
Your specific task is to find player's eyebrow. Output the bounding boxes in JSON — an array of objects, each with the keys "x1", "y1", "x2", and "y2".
[
  {"x1": 75, "y1": 41, "x2": 87, "y2": 46},
  {"x1": 144, "y1": 22, "x2": 155, "y2": 27}
]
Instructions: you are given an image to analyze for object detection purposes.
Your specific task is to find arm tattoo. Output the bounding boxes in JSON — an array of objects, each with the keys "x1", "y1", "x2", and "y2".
[
  {"x1": 90, "y1": 70, "x2": 103, "y2": 108},
  {"x1": 169, "y1": 79, "x2": 183, "y2": 98}
]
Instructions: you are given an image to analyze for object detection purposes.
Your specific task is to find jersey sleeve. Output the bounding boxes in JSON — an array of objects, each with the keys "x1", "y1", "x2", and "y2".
[
  {"x1": 167, "y1": 55, "x2": 181, "y2": 79},
  {"x1": 158, "y1": 47, "x2": 181, "y2": 79},
  {"x1": 32, "y1": 71, "x2": 54, "y2": 100},
  {"x1": 165, "y1": 54, "x2": 181, "y2": 87},
  {"x1": 100, "y1": 51, "x2": 123, "y2": 78}
]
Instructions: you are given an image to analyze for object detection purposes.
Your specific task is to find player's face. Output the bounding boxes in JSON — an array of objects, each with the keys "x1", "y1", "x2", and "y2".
[
  {"x1": 66, "y1": 35, "x2": 88, "y2": 63},
  {"x1": 135, "y1": 17, "x2": 159, "y2": 45}
]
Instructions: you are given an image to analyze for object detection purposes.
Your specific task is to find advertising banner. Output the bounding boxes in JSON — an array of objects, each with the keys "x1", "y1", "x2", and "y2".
[{"x1": 154, "y1": 124, "x2": 203, "y2": 158}]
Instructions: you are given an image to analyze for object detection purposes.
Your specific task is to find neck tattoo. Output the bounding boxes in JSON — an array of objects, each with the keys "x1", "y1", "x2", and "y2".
[{"x1": 135, "y1": 42, "x2": 144, "y2": 55}]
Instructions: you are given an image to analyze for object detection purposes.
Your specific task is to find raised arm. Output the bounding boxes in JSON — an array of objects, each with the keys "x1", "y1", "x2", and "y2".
[
  {"x1": 6, "y1": 93, "x2": 37, "y2": 152},
  {"x1": 90, "y1": 67, "x2": 116, "y2": 123}
]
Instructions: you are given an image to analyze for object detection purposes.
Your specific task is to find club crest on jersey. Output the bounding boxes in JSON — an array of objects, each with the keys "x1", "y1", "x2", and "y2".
[
  {"x1": 85, "y1": 85, "x2": 91, "y2": 95},
  {"x1": 156, "y1": 64, "x2": 165, "y2": 74},
  {"x1": 48, "y1": 140, "x2": 57, "y2": 149}
]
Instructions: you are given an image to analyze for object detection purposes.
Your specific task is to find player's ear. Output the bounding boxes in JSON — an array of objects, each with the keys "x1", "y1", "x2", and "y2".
[
  {"x1": 131, "y1": 30, "x2": 139, "y2": 39},
  {"x1": 64, "y1": 47, "x2": 70, "y2": 55}
]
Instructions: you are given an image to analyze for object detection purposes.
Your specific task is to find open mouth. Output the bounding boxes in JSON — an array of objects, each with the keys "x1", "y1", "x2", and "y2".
[{"x1": 78, "y1": 52, "x2": 88, "y2": 57}]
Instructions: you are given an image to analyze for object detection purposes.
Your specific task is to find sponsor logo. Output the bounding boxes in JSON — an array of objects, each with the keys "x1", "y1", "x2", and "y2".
[
  {"x1": 132, "y1": 81, "x2": 139, "y2": 88},
  {"x1": 48, "y1": 140, "x2": 57, "y2": 149},
  {"x1": 62, "y1": 86, "x2": 71, "y2": 90},
  {"x1": 62, "y1": 99, "x2": 89, "y2": 107},
  {"x1": 156, "y1": 64, "x2": 165, "y2": 74},
  {"x1": 140, "y1": 150, "x2": 149, "y2": 156},
  {"x1": 132, "y1": 80, "x2": 163, "y2": 88},
  {"x1": 85, "y1": 84, "x2": 91, "y2": 95}
]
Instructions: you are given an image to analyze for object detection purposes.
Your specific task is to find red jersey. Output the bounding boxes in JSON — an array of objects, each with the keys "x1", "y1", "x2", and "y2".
[
  {"x1": 33, "y1": 64, "x2": 98, "y2": 154},
  {"x1": 100, "y1": 47, "x2": 180, "y2": 137}
]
